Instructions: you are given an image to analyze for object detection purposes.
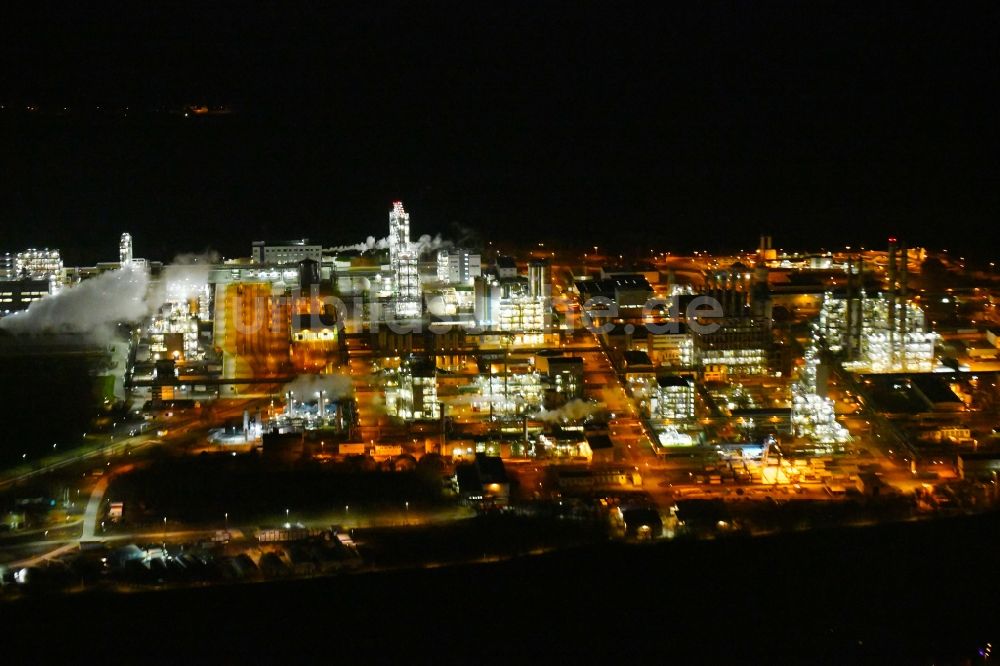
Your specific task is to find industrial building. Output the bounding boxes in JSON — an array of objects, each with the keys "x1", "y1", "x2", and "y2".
[
  {"x1": 0, "y1": 278, "x2": 52, "y2": 314},
  {"x1": 0, "y1": 253, "x2": 13, "y2": 281},
  {"x1": 251, "y1": 239, "x2": 323, "y2": 266},
  {"x1": 623, "y1": 349, "x2": 656, "y2": 379},
  {"x1": 527, "y1": 259, "x2": 551, "y2": 299},
  {"x1": 15, "y1": 248, "x2": 62, "y2": 280},
  {"x1": 757, "y1": 234, "x2": 778, "y2": 263},
  {"x1": 791, "y1": 342, "x2": 851, "y2": 446},
  {"x1": 648, "y1": 326, "x2": 695, "y2": 368},
  {"x1": 471, "y1": 368, "x2": 545, "y2": 417},
  {"x1": 649, "y1": 375, "x2": 696, "y2": 421},
  {"x1": 289, "y1": 266, "x2": 341, "y2": 373},
  {"x1": 436, "y1": 248, "x2": 481, "y2": 285},
  {"x1": 818, "y1": 241, "x2": 936, "y2": 373},
  {"x1": 695, "y1": 317, "x2": 772, "y2": 380},
  {"x1": 265, "y1": 396, "x2": 358, "y2": 445},
  {"x1": 149, "y1": 272, "x2": 213, "y2": 362},
  {"x1": 474, "y1": 274, "x2": 546, "y2": 340},
  {"x1": 385, "y1": 356, "x2": 440, "y2": 420},
  {"x1": 536, "y1": 353, "x2": 585, "y2": 401},
  {"x1": 494, "y1": 255, "x2": 518, "y2": 278},
  {"x1": 213, "y1": 281, "x2": 292, "y2": 377},
  {"x1": 120, "y1": 233, "x2": 133, "y2": 266},
  {"x1": 455, "y1": 454, "x2": 510, "y2": 508},
  {"x1": 388, "y1": 201, "x2": 421, "y2": 318},
  {"x1": 575, "y1": 274, "x2": 654, "y2": 312}
]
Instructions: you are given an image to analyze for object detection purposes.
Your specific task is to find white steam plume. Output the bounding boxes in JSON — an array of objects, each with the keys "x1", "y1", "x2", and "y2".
[
  {"x1": 0, "y1": 249, "x2": 222, "y2": 341},
  {"x1": 413, "y1": 234, "x2": 452, "y2": 255},
  {"x1": 532, "y1": 399, "x2": 605, "y2": 423},
  {"x1": 282, "y1": 373, "x2": 353, "y2": 402},
  {"x1": 161, "y1": 251, "x2": 219, "y2": 301},
  {"x1": 330, "y1": 234, "x2": 452, "y2": 256},
  {"x1": 330, "y1": 236, "x2": 391, "y2": 253},
  {"x1": 0, "y1": 265, "x2": 151, "y2": 339}
]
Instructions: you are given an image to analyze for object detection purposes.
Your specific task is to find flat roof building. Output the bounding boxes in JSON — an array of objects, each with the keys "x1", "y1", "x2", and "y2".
[
  {"x1": 251, "y1": 240, "x2": 322, "y2": 266},
  {"x1": 575, "y1": 275, "x2": 653, "y2": 311},
  {"x1": 650, "y1": 375, "x2": 695, "y2": 421},
  {"x1": 495, "y1": 255, "x2": 518, "y2": 278},
  {"x1": 0, "y1": 278, "x2": 51, "y2": 314}
]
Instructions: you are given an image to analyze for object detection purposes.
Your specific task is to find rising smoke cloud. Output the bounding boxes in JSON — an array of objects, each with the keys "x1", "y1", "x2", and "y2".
[
  {"x1": 331, "y1": 234, "x2": 452, "y2": 257},
  {"x1": 0, "y1": 265, "x2": 151, "y2": 340},
  {"x1": 330, "y1": 236, "x2": 390, "y2": 253},
  {"x1": 415, "y1": 234, "x2": 453, "y2": 255},
  {"x1": 161, "y1": 250, "x2": 219, "y2": 301},
  {"x1": 532, "y1": 399, "x2": 606, "y2": 423},
  {"x1": 282, "y1": 373, "x2": 353, "y2": 402},
  {"x1": 0, "y1": 249, "x2": 221, "y2": 341}
]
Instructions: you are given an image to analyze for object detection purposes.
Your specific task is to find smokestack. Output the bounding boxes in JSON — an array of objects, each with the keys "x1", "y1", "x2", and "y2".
[
  {"x1": 727, "y1": 273, "x2": 736, "y2": 316},
  {"x1": 900, "y1": 242, "x2": 908, "y2": 369},
  {"x1": 318, "y1": 390, "x2": 326, "y2": 419},
  {"x1": 899, "y1": 242, "x2": 909, "y2": 315},
  {"x1": 887, "y1": 238, "x2": 897, "y2": 366},
  {"x1": 855, "y1": 257, "x2": 865, "y2": 355},
  {"x1": 330, "y1": 400, "x2": 341, "y2": 431},
  {"x1": 286, "y1": 391, "x2": 295, "y2": 417},
  {"x1": 440, "y1": 403, "x2": 447, "y2": 453},
  {"x1": 733, "y1": 273, "x2": 740, "y2": 315},
  {"x1": 845, "y1": 256, "x2": 854, "y2": 359}
]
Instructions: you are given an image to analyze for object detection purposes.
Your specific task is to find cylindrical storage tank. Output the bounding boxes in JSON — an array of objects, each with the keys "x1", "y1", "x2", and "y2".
[
  {"x1": 528, "y1": 260, "x2": 550, "y2": 298},
  {"x1": 298, "y1": 259, "x2": 321, "y2": 291}
]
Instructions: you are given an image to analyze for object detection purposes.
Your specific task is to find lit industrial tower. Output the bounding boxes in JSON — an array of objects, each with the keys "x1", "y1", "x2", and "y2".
[
  {"x1": 120, "y1": 232, "x2": 133, "y2": 266},
  {"x1": 389, "y1": 201, "x2": 420, "y2": 318}
]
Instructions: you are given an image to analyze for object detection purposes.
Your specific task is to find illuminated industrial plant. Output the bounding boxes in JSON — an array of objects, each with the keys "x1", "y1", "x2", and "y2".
[
  {"x1": 388, "y1": 201, "x2": 421, "y2": 319},
  {"x1": 657, "y1": 426, "x2": 695, "y2": 447},
  {"x1": 474, "y1": 273, "x2": 546, "y2": 345},
  {"x1": 437, "y1": 248, "x2": 481, "y2": 285},
  {"x1": 472, "y1": 371, "x2": 545, "y2": 417},
  {"x1": 269, "y1": 388, "x2": 357, "y2": 436},
  {"x1": 148, "y1": 283, "x2": 210, "y2": 362},
  {"x1": 119, "y1": 232, "x2": 133, "y2": 266},
  {"x1": 791, "y1": 342, "x2": 851, "y2": 446},
  {"x1": 648, "y1": 375, "x2": 696, "y2": 421},
  {"x1": 15, "y1": 248, "x2": 62, "y2": 280},
  {"x1": 384, "y1": 358, "x2": 441, "y2": 420},
  {"x1": 818, "y1": 242, "x2": 937, "y2": 373}
]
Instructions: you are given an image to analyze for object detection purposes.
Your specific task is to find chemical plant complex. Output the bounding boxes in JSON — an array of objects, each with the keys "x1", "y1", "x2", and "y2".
[{"x1": 3, "y1": 202, "x2": 1000, "y2": 593}]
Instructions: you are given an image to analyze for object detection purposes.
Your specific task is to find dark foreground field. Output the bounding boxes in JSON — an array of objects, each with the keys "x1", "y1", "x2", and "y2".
[{"x1": 9, "y1": 511, "x2": 1000, "y2": 664}]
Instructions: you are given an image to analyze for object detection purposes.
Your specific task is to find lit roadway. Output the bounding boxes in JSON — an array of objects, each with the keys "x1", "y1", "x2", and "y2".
[
  {"x1": 0, "y1": 396, "x2": 272, "y2": 568},
  {"x1": 549, "y1": 258, "x2": 924, "y2": 511},
  {"x1": 551, "y1": 263, "x2": 659, "y2": 465}
]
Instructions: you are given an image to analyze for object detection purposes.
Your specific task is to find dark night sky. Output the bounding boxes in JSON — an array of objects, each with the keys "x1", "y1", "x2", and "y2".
[{"x1": 0, "y1": 1, "x2": 998, "y2": 263}]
